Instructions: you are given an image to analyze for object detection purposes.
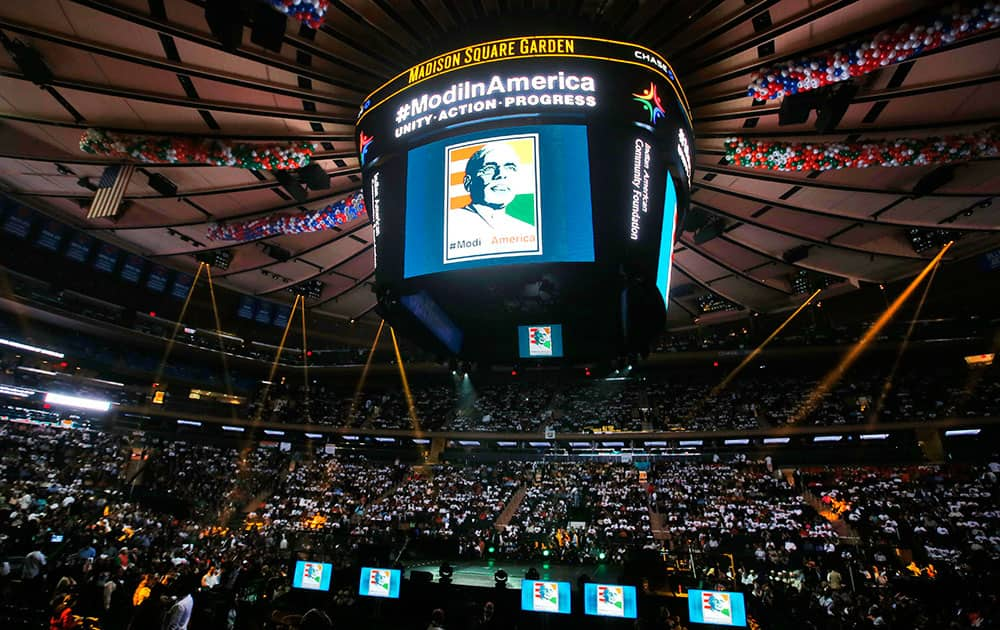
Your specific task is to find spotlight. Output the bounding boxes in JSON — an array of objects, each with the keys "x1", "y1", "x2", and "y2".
[
  {"x1": 494, "y1": 569, "x2": 508, "y2": 588},
  {"x1": 598, "y1": 551, "x2": 607, "y2": 561},
  {"x1": 542, "y1": 549, "x2": 550, "y2": 558},
  {"x1": 438, "y1": 562, "x2": 453, "y2": 584}
]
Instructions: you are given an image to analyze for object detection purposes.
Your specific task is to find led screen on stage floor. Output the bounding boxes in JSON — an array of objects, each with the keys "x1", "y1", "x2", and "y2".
[
  {"x1": 518, "y1": 324, "x2": 562, "y2": 358},
  {"x1": 404, "y1": 125, "x2": 594, "y2": 278},
  {"x1": 292, "y1": 561, "x2": 332, "y2": 591},
  {"x1": 687, "y1": 590, "x2": 747, "y2": 627},
  {"x1": 521, "y1": 580, "x2": 572, "y2": 614},
  {"x1": 358, "y1": 567, "x2": 401, "y2": 599},
  {"x1": 584, "y1": 583, "x2": 638, "y2": 619}
]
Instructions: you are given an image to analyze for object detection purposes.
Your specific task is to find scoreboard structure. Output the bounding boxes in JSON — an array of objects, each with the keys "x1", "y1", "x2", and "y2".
[{"x1": 357, "y1": 36, "x2": 693, "y2": 361}]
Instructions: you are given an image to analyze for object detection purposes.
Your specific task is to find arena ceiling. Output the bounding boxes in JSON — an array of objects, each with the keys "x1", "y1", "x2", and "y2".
[{"x1": 0, "y1": 0, "x2": 997, "y2": 331}]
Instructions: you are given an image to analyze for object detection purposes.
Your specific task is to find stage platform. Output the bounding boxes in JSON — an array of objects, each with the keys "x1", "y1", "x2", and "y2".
[{"x1": 405, "y1": 560, "x2": 613, "y2": 589}]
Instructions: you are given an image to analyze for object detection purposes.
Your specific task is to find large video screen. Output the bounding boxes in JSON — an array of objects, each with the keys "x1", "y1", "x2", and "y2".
[
  {"x1": 292, "y1": 561, "x2": 332, "y2": 591},
  {"x1": 687, "y1": 590, "x2": 747, "y2": 627},
  {"x1": 521, "y1": 580, "x2": 572, "y2": 614},
  {"x1": 518, "y1": 324, "x2": 563, "y2": 358},
  {"x1": 358, "y1": 567, "x2": 401, "y2": 599},
  {"x1": 404, "y1": 125, "x2": 594, "y2": 278}
]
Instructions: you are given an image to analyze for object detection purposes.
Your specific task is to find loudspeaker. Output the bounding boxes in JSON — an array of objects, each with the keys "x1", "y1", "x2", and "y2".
[
  {"x1": 274, "y1": 170, "x2": 308, "y2": 203},
  {"x1": 782, "y1": 245, "x2": 811, "y2": 264},
  {"x1": 147, "y1": 173, "x2": 178, "y2": 197},
  {"x1": 778, "y1": 91, "x2": 821, "y2": 126},
  {"x1": 205, "y1": 0, "x2": 245, "y2": 50},
  {"x1": 814, "y1": 82, "x2": 857, "y2": 133},
  {"x1": 299, "y1": 162, "x2": 330, "y2": 190},
  {"x1": 3, "y1": 39, "x2": 53, "y2": 86},
  {"x1": 250, "y1": 2, "x2": 287, "y2": 53},
  {"x1": 913, "y1": 165, "x2": 956, "y2": 196}
]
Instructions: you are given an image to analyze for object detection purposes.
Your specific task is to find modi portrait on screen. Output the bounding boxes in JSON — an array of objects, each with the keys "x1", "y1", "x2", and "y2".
[{"x1": 444, "y1": 133, "x2": 542, "y2": 264}]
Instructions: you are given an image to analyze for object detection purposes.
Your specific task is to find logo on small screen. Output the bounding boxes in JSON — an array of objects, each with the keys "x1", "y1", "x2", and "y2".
[
  {"x1": 444, "y1": 133, "x2": 542, "y2": 264},
  {"x1": 368, "y1": 569, "x2": 392, "y2": 597},
  {"x1": 596, "y1": 585, "x2": 625, "y2": 617},
  {"x1": 533, "y1": 581, "x2": 560, "y2": 612},
  {"x1": 701, "y1": 591, "x2": 733, "y2": 625},
  {"x1": 632, "y1": 83, "x2": 665, "y2": 124},
  {"x1": 300, "y1": 563, "x2": 325, "y2": 590},
  {"x1": 528, "y1": 327, "x2": 552, "y2": 356}
]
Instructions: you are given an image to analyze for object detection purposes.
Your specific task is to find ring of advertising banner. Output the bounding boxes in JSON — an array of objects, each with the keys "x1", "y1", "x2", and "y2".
[{"x1": 357, "y1": 36, "x2": 693, "y2": 360}]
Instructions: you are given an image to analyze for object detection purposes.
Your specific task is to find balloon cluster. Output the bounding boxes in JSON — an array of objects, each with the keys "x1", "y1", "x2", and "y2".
[
  {"x1": 263, "y1": 0, "x2": 329, "y2": 29},
  {"x1": 748, "y1": 2, "x2": 1000, "y2": 100},
  {"x1": 207, "y1": 191, "x2": 366, "y2": 241},
  {"x1": 79, "y1": 129, "x2": 316, "y2": 170},
  {"x1": 724, "y1": 129, "x2": 1000, "y2": 172}
]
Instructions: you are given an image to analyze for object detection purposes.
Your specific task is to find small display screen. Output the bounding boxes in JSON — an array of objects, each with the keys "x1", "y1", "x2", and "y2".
[
  {"x1": 237, "y1": 295, "x2": 256, "y2": 320},
  {"x1": 93, "y1": 244, "x2": 119, "y2": 273},
  {"x1": 292, "y1": 561, "x2": 332, "y2": 591},
  {"x1": 2, "y1": 207, "x2": 32, "y2": 238},
  {"x1": 120, "y1": 255, "x2": 145, "y2": 284},
  {"x1": 171, "y1": 273, "x2": 193, "y2": 300},
  {"x1": 687, "y1": 590, "x2": 747, "y2": 627},
  {"x1": 520, "y1": 580, "x2": 572, "y2": 614},
  {"x1": 517, "y1": 324, "x2": 563, "y2": 358},
  {"x1": 65, "y1": 233, "x2": 93, "y2": 263},
  {"x1": 584, "y1": 583, "x2": 638, "y2": 619},
  {"x1": 146, "y1": 265, "x2": 169, "y2": 293},
  {"x1": 358, "y1": 567, "x2": 401, "y2": 599},
  {"x1": 36, "y1": 221, "x2": 64, "y2": 251}
]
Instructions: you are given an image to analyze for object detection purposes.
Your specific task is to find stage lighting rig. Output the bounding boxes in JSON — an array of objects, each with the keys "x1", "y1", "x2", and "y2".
[
  {"x1": 195, "y1": 249, "x2": 233, "y2": 270},
  {"x1": 696, "y1": 293, "x2": 741, "y2": 314},
  {"x1": 290, "y1": 279, "x2": 324, "y2": 299}
]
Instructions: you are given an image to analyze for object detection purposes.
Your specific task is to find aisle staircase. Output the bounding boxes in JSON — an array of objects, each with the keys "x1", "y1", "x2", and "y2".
[
  {"x1": 494, "y1": 485, "x2": 527, "y2": 529},
  {"x1": 801, "y1": 489, "x2": 862, "y2": 543},
  {"x1": 649, "y1": 508, "x2": 668, "y2": 541}
]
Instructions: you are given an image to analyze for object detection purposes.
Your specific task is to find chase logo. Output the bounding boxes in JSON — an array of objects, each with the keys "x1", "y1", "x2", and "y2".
[{"x1": 632, "y1": 83, "x2": 665, "y2": 124}]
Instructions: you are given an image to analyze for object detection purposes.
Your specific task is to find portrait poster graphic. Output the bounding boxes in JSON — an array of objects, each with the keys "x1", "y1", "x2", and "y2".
[
  {"x1": 533, "y1": 581, "x2": 560, "y2": 612},
  {"x1": 368, "y1": 569, "x2": 392, "y2": 597},
  {"x1": 701, "y1": 591, "x2": 734, "y2": 625},
  {"x1": 444, "y1": 133, "x2": 541, "y2": 264},
  {"x1": 596, "y1": 585, "x2": 625, "y2": 617},
  {"x1": 528, "y1": 326, "x2": 553, "y2": 356},
  {"x1": 300, "y1": 563, "x2": 324, "y2": 590}
]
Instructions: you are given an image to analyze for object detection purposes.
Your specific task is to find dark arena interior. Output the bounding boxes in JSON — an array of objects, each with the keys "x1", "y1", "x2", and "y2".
[{"x1": 1, "y1": 1, "x2": 1000, "y2": 629}]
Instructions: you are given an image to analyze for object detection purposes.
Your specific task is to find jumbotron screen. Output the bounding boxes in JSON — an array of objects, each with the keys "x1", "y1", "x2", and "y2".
[{"x1": 357, "y1": 36, "x2": 693, "y2": 360}]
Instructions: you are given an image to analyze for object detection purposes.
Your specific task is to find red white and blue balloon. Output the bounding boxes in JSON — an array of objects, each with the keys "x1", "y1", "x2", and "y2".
[
  {"x1": 748, "y1": 3, "x2": 1000, "y2": 101},
  {"x1": 262, "y1": 0, "x2": 329, "y2": 29},
  {"x1": 208, "y1": 191, "x2": 366, "y2": 241}
]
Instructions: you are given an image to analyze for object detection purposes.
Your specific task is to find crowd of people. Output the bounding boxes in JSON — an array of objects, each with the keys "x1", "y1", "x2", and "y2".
[{"x1": 2, "y1": 416, "x2": 998, "y2": 628}]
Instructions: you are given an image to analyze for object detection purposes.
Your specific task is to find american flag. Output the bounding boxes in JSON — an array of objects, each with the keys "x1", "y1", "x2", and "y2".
[{"x1": 87, "y1": 164, "x2": 134, "y2": 219}]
